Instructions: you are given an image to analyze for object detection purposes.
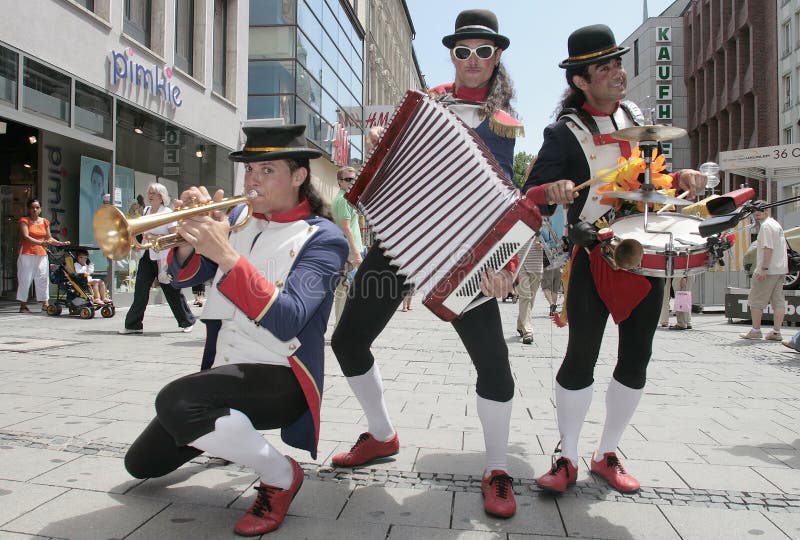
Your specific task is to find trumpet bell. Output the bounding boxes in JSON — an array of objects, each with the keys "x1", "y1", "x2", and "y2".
[{"x1": 94, "y1": 205, "x2": 132, "y2": 259}]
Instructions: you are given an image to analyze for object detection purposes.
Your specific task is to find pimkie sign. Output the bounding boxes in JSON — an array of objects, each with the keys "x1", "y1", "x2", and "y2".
[{"x1": 110, "y1": 48, "x2": 183, "y2": 108}]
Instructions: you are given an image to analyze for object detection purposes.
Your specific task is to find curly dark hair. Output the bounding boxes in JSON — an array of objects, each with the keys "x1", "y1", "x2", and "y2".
[
  {"x1": 484, "y1": 62, "x2": 516, "y2": 117},
  {"x1": 286, "y1": 158, "x2": 332, "y2": 221}
]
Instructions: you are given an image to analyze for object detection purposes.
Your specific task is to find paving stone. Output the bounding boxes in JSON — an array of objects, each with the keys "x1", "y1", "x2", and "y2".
[
  {"x1": 126, "y1": 502, "x2": 246, "y2": 539},
  {"x1": 557, "y1": 498, "x2": 679, "y2": 539},
  {"x1": 669, "y1": 462, "x2": 781, "y2": 492},
  {"x1": 265, "y1": 515, "x2": 389, "y2": 539},
  {"x1": 29, "y1": 454, "x2": 142, "y2": 493},
  {"x1": 2, "y1": 489, "x2": 167, "y2": 539},
  {"x1": 0, "y1": 446, "x2": 81, "y2": 481},
  {"x1": 339, "y1": 485, "x2": 452, "y2": 528},
  {"x1": 389, "y1": 525, "x2": 506, "y2": 539},
  {"x1": 0, "y1": 478, "x2": 68, "y2": 526},
  {"x1": 661, "y1": 504, "x2": 790, "y2": 539},
  {"x1": 451, "y1": 492, "x2": 564, "y2": 536},
  {"x1": 754, "y1": 466, "x2": 800, "y2": 494},
  {"x1": 127, "y1": 466, "x2": 257, "y2": 508}
]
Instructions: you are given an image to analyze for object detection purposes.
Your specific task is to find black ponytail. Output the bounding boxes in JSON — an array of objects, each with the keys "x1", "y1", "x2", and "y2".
[{"x1": 287, "y1": 158, "x2": 332, "y2": 221}]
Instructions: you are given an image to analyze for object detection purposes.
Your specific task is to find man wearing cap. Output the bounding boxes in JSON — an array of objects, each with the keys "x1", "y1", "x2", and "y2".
[
  {"x1": 330, "y1": 9, "x2": 523, "y2": 518},
  {"x1": 523, "y1": 25, "x2": 707, "y2": 494},
  {"x1": 123, "y1": 125, "x2": 348, "y2": 536}
]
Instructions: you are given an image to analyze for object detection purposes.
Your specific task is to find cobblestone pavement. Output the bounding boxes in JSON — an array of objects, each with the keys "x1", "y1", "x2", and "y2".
[{"x1": 0, "y1": 296, "x2": 799, "y2": 539}]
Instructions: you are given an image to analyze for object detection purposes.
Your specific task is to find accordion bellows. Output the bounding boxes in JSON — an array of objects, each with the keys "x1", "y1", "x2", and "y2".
[{"x1": 347, "y1": 91, "x2": 542, "y2": 321}]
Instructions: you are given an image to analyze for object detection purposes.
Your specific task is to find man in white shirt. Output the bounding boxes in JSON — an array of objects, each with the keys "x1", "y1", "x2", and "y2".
[{"x1": 741, "y1": 202, "x2": 788, "y2": 340}]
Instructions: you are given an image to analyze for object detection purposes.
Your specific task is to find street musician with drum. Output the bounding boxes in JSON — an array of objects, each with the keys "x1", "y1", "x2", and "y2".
[{"x1": 524, "y1": 24, "x2": 707, "y2": 495}]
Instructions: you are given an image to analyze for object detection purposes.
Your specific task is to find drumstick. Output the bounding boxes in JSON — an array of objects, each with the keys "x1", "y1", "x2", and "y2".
[{"x1": 657, "y1": 190, "x2": 690, "y2": 214}]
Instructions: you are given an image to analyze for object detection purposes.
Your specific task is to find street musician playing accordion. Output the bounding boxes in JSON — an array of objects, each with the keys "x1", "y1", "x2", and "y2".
[{"x1": 330, "y1": 9, "x2": 527, "y2": 519}]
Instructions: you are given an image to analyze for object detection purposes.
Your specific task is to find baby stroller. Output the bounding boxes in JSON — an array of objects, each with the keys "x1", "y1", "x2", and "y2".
[{"x1": 47, "y1": 245, "x2": 115, "y2": 319}]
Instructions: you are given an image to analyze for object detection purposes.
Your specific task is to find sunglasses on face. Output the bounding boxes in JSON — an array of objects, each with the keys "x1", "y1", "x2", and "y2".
[{"x1": 453, "y1": 45, "x2": 497, "y2": 61}]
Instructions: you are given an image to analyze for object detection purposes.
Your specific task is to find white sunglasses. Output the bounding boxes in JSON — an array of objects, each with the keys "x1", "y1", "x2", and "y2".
[{"x1": 453, "y1": 45, "x2": 498, "y2": 61}]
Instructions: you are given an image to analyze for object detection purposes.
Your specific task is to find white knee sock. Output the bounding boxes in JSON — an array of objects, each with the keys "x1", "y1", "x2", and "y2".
[
  {"x1": 190, "y1": 409, "x2": 293, "y2": 489},
  {"x1": 555, "y1": 382, "x2": 593, "y2": 463},
  {"x1": 595, "y1": 378, "x2": 643, "y2": 458},
  {"x1": 346, "y1": 364, "x2": 395, "y2": 441},
  {"x1": 476, "y1": 395, "x2": 512, "y2": 473}
]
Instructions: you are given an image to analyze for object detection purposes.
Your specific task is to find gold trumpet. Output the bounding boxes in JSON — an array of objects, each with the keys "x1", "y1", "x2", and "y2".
[{"x1": 93, "y1": 191, "x2": 256, "y2": 259}]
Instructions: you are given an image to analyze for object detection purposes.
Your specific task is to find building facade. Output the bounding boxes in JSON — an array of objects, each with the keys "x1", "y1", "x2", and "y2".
[
  {"x1": 366, "y1": 0, "x2": 424, "y2": 109},
  {"x1": 774, "y1": 0, "x2": 800, "y2": 228},
  {"x1": 0, "y1": 0, "x2": 249, "y2": 299},
  {"x1": 621, "y1": 0, "x2": 693, "y2": 173},
  {"x1": 247, "y1": 0, "x2": 367, "y2": 203},
  {"x1": 684, "y1": 0, "x2": 778, "y2": 198}
]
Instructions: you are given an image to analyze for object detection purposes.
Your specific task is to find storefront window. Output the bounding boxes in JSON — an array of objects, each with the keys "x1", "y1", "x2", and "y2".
[
  {"x1": 0, "y1": 46, "x2": 18, "y2": 106},
  {"x1": 297, "y1": 30, "x2": 322, "y2": 80},
  {"x1": 296, "y1": 100, "x2": 322, "y2": 148},
  {"x1": 296, "y1": 64, "x2": 320, "y2": 113},
  {"x1": 124, "y1": 0, "x2": 152, "y2": 47},
  {"x1": 75, "y1": 82, "x2": 112, "y2": 139},
  {"x1": 247, "y1": 95, "x2": 294, "y2": 123},
  {"x1": 22, "y1": 58, "x2": 71, "y2": 124},
  {"x1": 249, "y1": 26, "x2": 295, "y2": 60},
  {"x1": 113, "y1": 102, "x2": 234, "y2": 295},
  {"x1": 297, "y1": 2, "x2": 321, "y2": 43},
  {"x1": 212, "y1": 0, "x2": 228, "y2": 94},
  {"x1": 249, "y1": 61, "x2": 294, "y2": 94},
  {"x1": 175, "y1": 0, "x2": 194, "y2": 74},
  {"x1": 250, "y1": 0, "x2": 296, "y2": 25}
]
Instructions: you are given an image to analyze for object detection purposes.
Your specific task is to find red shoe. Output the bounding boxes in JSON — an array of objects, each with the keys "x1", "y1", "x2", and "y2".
[
  {"x1": 481, "y1": 470, "x2": 516, "y2": 518},
  {"x1": 590, "y1": 451, "x2": 640, "y2": 493},
  {"x1": 233, "y1": 456, "x2": 304, "y2": 536},
  {"x1": 331, "y1": 432, "x2": 399, "y2": 467},
  {"x1": 536, "y1": 457, "x2": 577, "y2": 493}
]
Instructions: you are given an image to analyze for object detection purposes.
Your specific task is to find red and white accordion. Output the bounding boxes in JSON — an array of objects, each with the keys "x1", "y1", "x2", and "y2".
[{"x1": 346, "y1": 90, "x2": 542, "y2": 321}]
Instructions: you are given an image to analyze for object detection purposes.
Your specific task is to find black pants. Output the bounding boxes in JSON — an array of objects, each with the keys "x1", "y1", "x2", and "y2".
[
  {"x1": 125, "y1": 363, "x2": 308, "y2": 479},
  {"x1": 124, "y1": 251, "x2": 196, "y2": 330},
  {"x1": 557, "y1": 248, "x2": 664, "y2": 391},
  {"x1": 331, "y1": 245, "x2": 514, "y2": 402}
]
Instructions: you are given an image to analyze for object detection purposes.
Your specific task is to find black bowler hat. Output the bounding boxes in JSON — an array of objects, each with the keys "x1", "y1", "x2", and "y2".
[
  {"x1": 442, "y1": 9, "x2": 510, "y2": 50},
  {"x1": 559, "y1": 24, "x2": 630, "y2": 69},
  {"x1": 228, "y1": 125, "x2": 322, "y2": 162}
]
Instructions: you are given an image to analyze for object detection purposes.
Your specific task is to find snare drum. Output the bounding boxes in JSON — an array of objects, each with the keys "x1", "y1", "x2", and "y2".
[{"x1": 609, "y1": 213, "x2": 709, "y2": 277}]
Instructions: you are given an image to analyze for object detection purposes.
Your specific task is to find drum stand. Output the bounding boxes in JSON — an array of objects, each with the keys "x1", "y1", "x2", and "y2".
[{"x1": 639, "y1": 139, "x2": 678, "y2": 277}]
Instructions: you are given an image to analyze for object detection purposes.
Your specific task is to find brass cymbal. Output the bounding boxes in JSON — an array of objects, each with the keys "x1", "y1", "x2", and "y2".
[
  {"x1": 612, "y1": 125, "x2": 688, "y2": 142},
  {"x1": 601, "y1": 190, "x2": 692, "y2": 206}
]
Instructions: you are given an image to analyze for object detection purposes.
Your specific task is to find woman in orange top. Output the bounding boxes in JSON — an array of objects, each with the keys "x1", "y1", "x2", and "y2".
[{"x1": 16, "y1": 198, "x2": 65, "y2": 313}]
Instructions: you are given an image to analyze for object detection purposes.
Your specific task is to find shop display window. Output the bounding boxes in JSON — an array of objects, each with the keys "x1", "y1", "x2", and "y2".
[
  {"x1": 22, "y1": 58, "x2": 71, "y2": 124},
  {"x1": 75, "y1": 82, "x2": 112, "y2": 140},
  {"x1": 0, "y1": 46, "x2": 18, "y2": 106},
  {"x1": 250, "y1": 0, "x2": 295, "y2": 25}
]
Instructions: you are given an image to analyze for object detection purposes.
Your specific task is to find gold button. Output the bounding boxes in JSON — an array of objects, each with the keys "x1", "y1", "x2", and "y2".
[
  {"x1": 308, "y1": 226, "x2": 314, "y2": 234},
  {"x1": 289, "y1": 344, "x2": 296, "y2": 350},
  {"x1": 581, "y1": 137, "x2": 587, "y2": 144},
  {"x1": 590, "y1": 154, "x2": 596, "y2": 160},
  {"x1": 275, "y1": 280, "x2": 284, "y2": 287},
  {"x1": 290, "y1": 249, "x2": 296, "y2": 257}
]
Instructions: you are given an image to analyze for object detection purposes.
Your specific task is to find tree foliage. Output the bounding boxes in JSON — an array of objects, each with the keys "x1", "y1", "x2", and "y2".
[{"x1": 512, "y1": 151, "x2": 535, "y2": 189}]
